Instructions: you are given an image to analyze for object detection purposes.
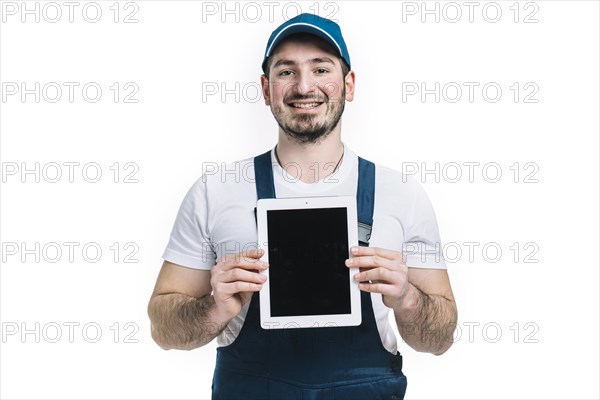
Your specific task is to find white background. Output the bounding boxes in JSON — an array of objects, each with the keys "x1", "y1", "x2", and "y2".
[{"x1": 1, "y1": 1, "x2": 598, "y2": 399}]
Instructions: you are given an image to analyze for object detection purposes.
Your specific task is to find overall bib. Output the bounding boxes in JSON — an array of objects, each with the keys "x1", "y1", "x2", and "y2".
[{"x1": 212, "y1": 151, "x2": 408, "y2": 399}]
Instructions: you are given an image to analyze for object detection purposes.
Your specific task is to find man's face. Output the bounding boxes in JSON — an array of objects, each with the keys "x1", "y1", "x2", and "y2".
[{"x1": 261, "y1": 35, "x2": 355, "y2": 144}]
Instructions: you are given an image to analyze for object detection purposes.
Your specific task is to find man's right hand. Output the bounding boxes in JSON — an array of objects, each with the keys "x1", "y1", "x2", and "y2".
[{"x1": 210, "y1": 247, "x2": 269, "y2": 320}]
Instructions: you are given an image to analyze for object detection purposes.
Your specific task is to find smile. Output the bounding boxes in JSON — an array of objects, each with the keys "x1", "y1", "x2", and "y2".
[{"x1": 288, "y1": 101, "x2": 324, "y2": 109}]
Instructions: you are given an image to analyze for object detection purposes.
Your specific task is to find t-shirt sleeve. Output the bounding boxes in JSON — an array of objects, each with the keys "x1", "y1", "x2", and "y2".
[
  {"x1": 403, "y1": 177, "x2": 447, "y2": 269},
  {"x1": 162, "y1": 177, "x2": 216, "y2": 270}
]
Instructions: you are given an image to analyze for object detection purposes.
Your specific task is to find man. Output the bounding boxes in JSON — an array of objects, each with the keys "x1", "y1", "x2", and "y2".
[{"x1": 148, "y1": 13, "x2": 457, "y2": 399}]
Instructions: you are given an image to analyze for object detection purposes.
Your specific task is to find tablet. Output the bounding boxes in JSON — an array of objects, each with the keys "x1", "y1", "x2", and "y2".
[{"x1": 256, "y1": 196, "x2": 361, "y2": 329}]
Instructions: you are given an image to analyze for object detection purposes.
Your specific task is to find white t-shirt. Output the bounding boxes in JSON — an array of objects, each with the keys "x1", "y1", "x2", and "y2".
[{"x1": 163, "y1": 143, "x2": 446, "y2": 354}]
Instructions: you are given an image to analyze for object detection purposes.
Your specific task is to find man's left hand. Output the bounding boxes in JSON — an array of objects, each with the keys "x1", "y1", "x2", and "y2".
[{"x1": 345, "y1": 246, "x2": 410, "y2": 310}]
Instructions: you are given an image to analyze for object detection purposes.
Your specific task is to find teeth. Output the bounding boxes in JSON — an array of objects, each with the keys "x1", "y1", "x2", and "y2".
[{"x1": 291, "y1": 103, "x2": 320, "y2": 109}]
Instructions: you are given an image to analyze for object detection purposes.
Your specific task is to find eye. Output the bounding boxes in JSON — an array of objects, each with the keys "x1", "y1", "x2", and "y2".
[
  {"x1": 278, "y1": 70, "x2": 294, "y2": 77},
  {"x1": 315, "y1": 68, "x2": 329, "y2": 74}
]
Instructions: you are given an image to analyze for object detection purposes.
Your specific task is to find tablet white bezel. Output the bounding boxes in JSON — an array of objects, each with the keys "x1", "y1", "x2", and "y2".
[{"x1": 256, "y1": 195, "x2": 362, "y2": 329}]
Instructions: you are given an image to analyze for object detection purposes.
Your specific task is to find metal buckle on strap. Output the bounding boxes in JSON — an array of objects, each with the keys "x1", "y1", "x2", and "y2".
[{"x1": 358, "y1": 222, "x2": 372, "y2": 246}]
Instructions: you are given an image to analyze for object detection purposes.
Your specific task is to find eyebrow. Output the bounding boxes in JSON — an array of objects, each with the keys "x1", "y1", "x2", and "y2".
[{"x1": 272, "y1": 57, "x2": 336, "y2": 70}]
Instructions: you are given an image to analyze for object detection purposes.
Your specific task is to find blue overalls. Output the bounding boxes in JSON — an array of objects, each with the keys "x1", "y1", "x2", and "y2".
[{"x1": 211, "y1": 150, "x2": 408, "y2": 399}]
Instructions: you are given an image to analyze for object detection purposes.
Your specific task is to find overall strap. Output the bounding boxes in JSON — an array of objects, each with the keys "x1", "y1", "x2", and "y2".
[
  {"x1": 357, "y1": 156, "x2": 375, "y2": 246},
  {"x1": 254, "y1": 150, "x2": 276, "y2": 200}
]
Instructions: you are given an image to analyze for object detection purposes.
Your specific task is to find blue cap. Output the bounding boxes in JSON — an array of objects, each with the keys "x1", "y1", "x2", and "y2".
[{"x1": 261, "y1": 13, "x2": 351, "y2": 74}]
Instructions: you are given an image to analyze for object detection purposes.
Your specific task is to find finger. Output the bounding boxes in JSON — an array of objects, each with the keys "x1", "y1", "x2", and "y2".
[
  {"x1": 221, "y1": 247, "x2": 265, "y2": 263},
  {"x1": 242, "y1": 247, "x2": 265, "y2": 259},
  {"x1": 357, "y1": 281, "x2": 401, "y2": 297},
  {"x1": 219, "y1": 254, "x2": 268, "y2": 271},
  {"x1": 221, "y1": 268, "x2": 268, "y2": 285},
  {"x1": 345, "y1": 255, "x2": 396, "y2": 270},
  {"x1": 217, "y1": 281, "x2": 263, "y2": 295},
  {"x1": 350, "y1": 246, "x2": 403, "y2": 261},
  {"x1": 353, "y1": 267, "x2": 399, "y2": 284}
]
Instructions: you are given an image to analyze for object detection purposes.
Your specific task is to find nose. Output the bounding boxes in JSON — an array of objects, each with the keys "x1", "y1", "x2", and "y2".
[
  {"x1": 296, "y1": 72, "x2": 313, "y2": 95},
  {"x1": 294, "y1": 69, "x2": 319, "y2": 98}
]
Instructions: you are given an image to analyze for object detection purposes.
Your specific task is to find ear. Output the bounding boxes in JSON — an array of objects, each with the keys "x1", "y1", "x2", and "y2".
[
  {"x1": 344, "y1": 70, "x2": 356, "y2": 102},
  {"x1": 261, "y1": 74, "x2": 271, "y2": 106}
]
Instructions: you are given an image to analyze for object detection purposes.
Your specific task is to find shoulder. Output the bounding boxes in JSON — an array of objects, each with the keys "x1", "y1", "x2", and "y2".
[
  {"x1": 374, "y1": 162, "x2": 418, "y2": 187},
  {"x1": 179, "y1": 154, "x2": 259, "y2": 209},
  {"x1": 200, "y1": 155, "x2": 257, "y2": 187},
  {"x1": 356, "y1": 156, "x2": 425, "y2": 200},
  {"x1": 351, "y1": 153, "x2": 435, "y2": 216}
]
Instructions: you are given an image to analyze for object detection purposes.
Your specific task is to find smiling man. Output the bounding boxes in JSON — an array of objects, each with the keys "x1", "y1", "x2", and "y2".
[{"x1": 148, "y1": 13, "x2": 457, "y2": 399}]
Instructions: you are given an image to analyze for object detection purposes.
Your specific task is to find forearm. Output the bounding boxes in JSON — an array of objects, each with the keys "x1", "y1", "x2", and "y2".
[
  {"x1": 148, "y1": 293, "x2": 230, "y2": 350},
  {"x1": 394, "y1": 283, "x2": 457, "y2": 355}
]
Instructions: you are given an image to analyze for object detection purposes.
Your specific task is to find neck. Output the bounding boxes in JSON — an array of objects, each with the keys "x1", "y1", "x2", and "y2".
[{"x1": 275, "y1": 128, "x2": 344, "y2": 184}]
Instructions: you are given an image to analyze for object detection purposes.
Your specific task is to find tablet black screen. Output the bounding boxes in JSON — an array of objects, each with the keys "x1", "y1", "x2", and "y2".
[{"x1": 267, "y1": 207, "x2": 351, "y2": 317}]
